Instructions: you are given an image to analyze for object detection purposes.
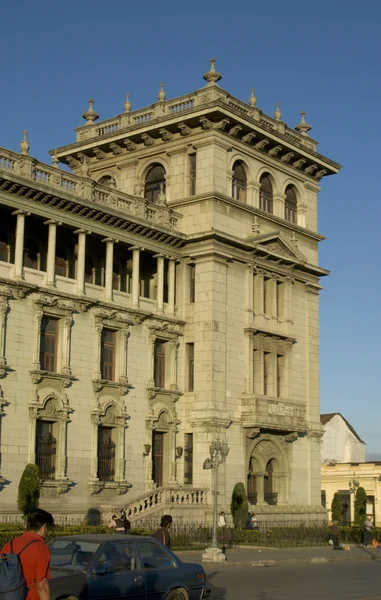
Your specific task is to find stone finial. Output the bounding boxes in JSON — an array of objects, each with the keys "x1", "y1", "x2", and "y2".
[
  {"x1": 157, "y1": 182, "x2": 167, "y2": 205},
  {"x1": 249, "y1": 88, "x2": 257, "y2": 107},
  {"x1": 124, "y1": 93, "x2": 131, "y2": 113},
  {"x1": 52, "y1": 149, "x2": 60, "y2": 169},
  {"x1": 158, "y1": 82, "x2": 166, "y2": 102},
  {"x1": 274, "y1": 102, "x2": 282, "y2": 121},
  {"x1": 20, "y1": 130, "x2": 30, "y2": 155},
  {"x1": 203, "y1": 57, "x2": 222, "y2": 86},
  {"x1": 82, "y1": 99, "x2": 99, "y2": 124},
  {"x1": 295, "y1": 111, "x2": 311, "y2": 136}
]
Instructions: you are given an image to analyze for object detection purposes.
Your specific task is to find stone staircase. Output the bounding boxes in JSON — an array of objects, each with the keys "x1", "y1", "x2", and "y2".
[{"x1": 118, "y1": 487, "x2": 210, "y2": 522}]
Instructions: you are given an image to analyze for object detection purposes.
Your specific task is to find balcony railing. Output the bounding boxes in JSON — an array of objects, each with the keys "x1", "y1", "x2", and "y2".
[
  {"x1": 248, "y1": 492, "x2": 258, "y2": 505},
  {"x1": 265, "y1": 492, "x2": 278, "y2": 505}
]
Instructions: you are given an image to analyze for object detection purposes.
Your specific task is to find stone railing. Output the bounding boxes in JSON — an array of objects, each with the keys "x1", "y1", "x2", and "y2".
[
  {"x1": 121, "y1": 487, "x2": 209, "y2": 520},
  {"x1": 0, "y1": 147, "x2": 179, "y2": 230}
]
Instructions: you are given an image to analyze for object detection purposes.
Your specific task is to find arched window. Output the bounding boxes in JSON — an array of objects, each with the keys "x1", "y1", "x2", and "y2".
[
  {"x1": 24, "y1": 239, "x2": 40, "y2": 270},
  {"x1": 259, "y1": 174, "x2": 273, "y2": 214},
  {"x1": 232, "y1": 161, "x2": 247, "y2": 202},
  {"x1": 0, "y1": 232, "x2": 9, "y2": 263},
  {"x1": 144, "y1": 164, "x2": 166, "y2": 203},
  {"x1": 264, "y1": 459, "x2": 277, "y2": 505},
  {"x1": 85, "y1": 256, "x2": 95, "y2": 284},
  {"x1": 98, "y1": 175, "x2": 116, "y2": 189},
  {"x1": 55, "y1": 248, "x2": 68, "y2": 277},
  {"x1": 285, "y1": 185, "x2": 297, "y2": 224}
]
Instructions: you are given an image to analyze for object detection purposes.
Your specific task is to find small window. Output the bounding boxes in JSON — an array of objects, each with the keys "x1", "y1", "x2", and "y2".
[
  {"x1": 186, "y1": 343, "x2": 194, "y2": 392},
  {"x1": 276, "y1": 281, "x2": 284, "y2": 319},
  {"x1": 263, "y1": 351, "x2": 271, "y2": 396},
  {"x1": 184, "y1": 433, "x2": 193, "y2": 485},
  {"x1": 285, "y1": 185, "x2": 297, "y2": 223},
  {"x1": 101, "y1": 328, "x2": 116, "y2": 381},
  {"x1": 259, "y1": 174, "x2": 273, "y2": 214},
  {"x1": 136, "y1": 540, "x2": 176, "y2": 570},
  {"x1": 154, "y1": 340, "x2": 166, "y2": 388},
  {"x1": 189, "y1": 264, "x2": 195, "y2": 303},
  {"x1": 96, "y1": 542, "x2": 138, "y2": 572},
  {"x1": 97, "y1": 426, "x2": 115, "y2": 481},
  {"x1": 189, "y1": 153, "x2": 196, "y2": 196},
  {"x1": 40, "y1": 317, "x2": 59, "y2": 372},
  {"x1": 232, "y1": 161, "x2": 247, "y2": 202},
  {"x1": 263, "y1": 277, "x2": 271, "y2": 315},
  {"x1": 276, "y1": 354, "x2": 284, "y2": 397},
  {"x1": 145, "y1": 164, "x2": 166, "y2": 203},
  {"x1": 36, "y1": 420, "x2": 56, "y2": 480}
]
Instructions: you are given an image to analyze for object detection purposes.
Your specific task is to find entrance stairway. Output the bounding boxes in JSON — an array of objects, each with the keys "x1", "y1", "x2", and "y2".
[{"x1": 120, "y1": 487, "x2": 209, "y2": 522}]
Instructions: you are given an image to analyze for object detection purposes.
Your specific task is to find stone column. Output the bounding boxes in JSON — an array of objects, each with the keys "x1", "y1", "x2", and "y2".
[
  {"x1": 94, "y1": 321, "x2": 103, "y2": 380},
  {"x1": 130, "y1": 247, "x2": 141, "y2": 308},
  {"x1": 170, "y1": 339, "x2": 179, "y2": 390},
  {"x1": 13, "y1": 210, "x2": 28, "y2": 281},
  {"x1": 155, "y1": 254, "x2": 165, "y2": 313},
  {"x1": 247, "y1": 181, "x2": 260, "y2": 208},
  {"x1": 32, "y1": 309, "x2": 43, "y2": 371},
  {"x1": 62, "y1": 315, "x2": 73, "y2": 375},
  {"x1": 0, "y1": 296, "x2": 9, "y2": 372},
  {"x1": 273, "y1": 193, "x2": 286, "y2": 219},
  {"x1": 245, "y1": 264, "x2": 254, "y2": 326},
  {"x1": 254, "y1": 472, "x2": 266, "y2": 504},
  {"x1": 245, "y1": 333, "x2": 254, "y2": 394},
  {"x1": 90, "y1": 412, "x2": 101, "y2": 481},
  {"x1": 75, "y1": 229, "x2": 90, "y2": 295},
  {"x1": 167, "y1": 258, "x2": 176, "y2": 316},
  {"x1": 120, "y1": 326, "x2": 130, "y2": 385},
  {"x1": 147, "y1": 332, "x2": 156, "y2": 387},
  {"x1": 270, "y1": 277, "x2": 277, "y2": 319},
  {"x1": 45, "y1": 220, "x2": 61, "y2": 287},
  {"x1": 103, "y1": 238, "x2": 115, "y2": 302},
  {"x1": 254, "y1": 273, "x2": 264, "y2": 315}
]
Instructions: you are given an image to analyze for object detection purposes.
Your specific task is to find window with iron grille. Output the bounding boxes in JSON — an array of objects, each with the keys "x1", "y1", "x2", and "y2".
[
  {"x1": 101, "y1": 328, "x2": 116, "y2": 381},
  {"x1": 189, "y1": 264, "x2": 195, "y2": 303},
  {"x1": 145, "y1": 164, "x2": 166, "y2": 203},
  {"x1": 285, "y1": 185, "x2": 297, "y2": 223},
  {"x1": 154, "y1": 340, "x2": 166, "y2": 388},
  {"x1": 186, "y1": 343, "x2": 194, "y2": 392},
  {"x1": 40, "y1": 317, "x2": 59, "y2": 372},
  {"x1": 232, "y1": 161, "x2": 247, "y2": 201},
  {"x1": 189, "y1": 153, "x2": 196, "y2": 196},
  {"x1": 97, "y1": 426, "x2": 115, "y2": 481},
  {"x1": 35, "y1": 420, "x2": 56, "y2": 480},
  {"x1": 259, "y1": 174, "x2": 273, "y2": 214},
  {"x1": 184, "y1": 433, "x2": 193, "y2": 484}
]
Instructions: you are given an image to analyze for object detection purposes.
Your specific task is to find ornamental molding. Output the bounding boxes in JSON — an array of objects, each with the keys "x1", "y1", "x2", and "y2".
[
  {"x1": 268, "y1": 403, "x2": 294, "y2": 417},
  {"x1": 91, "y1": 377, "x2": 132, "y2": 396},
  {"x1": 29, "y1": 370, "x2": 74, "y2": 389},
  {"x1": 94, "y1": 308, "x2": 146, "y2": 328},
  {"x1": 147, "y1": 386, "x2": 182, "y2": 403},
  {"x1": 88, "y1": 479, "x2": 130, "y2": 496}
]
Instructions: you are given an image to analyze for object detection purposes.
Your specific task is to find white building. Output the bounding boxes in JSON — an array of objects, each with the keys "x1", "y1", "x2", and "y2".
[
  {"x1": 0, "y1": 60, "x2": 340, "y2": 522},
  {"x1": 321, "y1": 413, "x2": 366, "y2": 464}
]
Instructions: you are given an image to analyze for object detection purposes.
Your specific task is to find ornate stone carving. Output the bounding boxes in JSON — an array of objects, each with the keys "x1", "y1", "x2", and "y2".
[
  {"x1": 304, "y1": 164, "x2": 318, "y2": 175},
  {"x1": 124, "y1": 139, "x2": 137, "y2": 152},
  {"x1": 94, "y1": 148, "x2": 107, "y2": 160},
  {"x1": 281, "y1": 152, "x2": 294, "y2": 163},
  {"x1": 268, "y1": 403, "x2": 294, "y2": 417},
  {"x1": 229, "y1": 125, "x2": 242, "y2": 137},
  {"x1": 200, "y1": 117, "x2": 213, "y2": 130},
  {"x1": 268, "y1": 145, "x2": 283, "y2": 157},
  {"x1": 284, "y1": 432, "x2": 298, "y2": 443},
  {"x1": 315, "y1": 169, "x2": 327, "y2": 180},
  {"x1": 159, "y1": 128, "x2": 172, "y2": 142},
  {"x1": 198, "y1": 93, "x2": 211, "y2": 104},
  {"x1": 293, "y1": 158, "x2": 306, "y2": 170},
  {"x1": 214, "y1": 118, "x2": 230, "y2": 131},
  {"x1": 141, "y1": 134, "x2": 154, "y2": 147},
  {"x1": 246, "y1": 428, "x2": 260, "y2": 441},
  {"x1": 242, "y1": 132, "x2": 256, "y2": 144},
  {"x1": 110, "y1": 143, "x2": 123, "y2": 155},
  {"x1": 255, "y1": 139, "x2": 270, "y2": 151},
  {"x1": 178, "y1": 122, "x2": 191, "y2": 136}
]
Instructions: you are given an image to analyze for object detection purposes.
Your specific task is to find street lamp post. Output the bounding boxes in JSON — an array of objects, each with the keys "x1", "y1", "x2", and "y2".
[{"x1": 202, "y1": 439, "x2": 229, "y2": 562}]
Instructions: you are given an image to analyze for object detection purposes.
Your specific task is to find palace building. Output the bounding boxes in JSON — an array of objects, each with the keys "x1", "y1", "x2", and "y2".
[{"x1": 0, "y1": 60, "x2": 340, "y2": 521}]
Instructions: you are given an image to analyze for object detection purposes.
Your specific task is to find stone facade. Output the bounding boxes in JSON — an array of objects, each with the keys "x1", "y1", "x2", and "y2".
[{"x1": 0, "y1": 60, "x2": 340, "y2": 522}]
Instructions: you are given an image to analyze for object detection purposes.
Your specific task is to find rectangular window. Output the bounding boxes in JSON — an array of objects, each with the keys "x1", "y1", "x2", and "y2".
[
  {"x1": 184, "y1": 433, "x2": 193, "y2": 484},
  {"x1": 101, "y1": 328, "x2": 116, "y2": 381},
  {"x1": 154, "y1": 340, "x2": 166, "y2": 388},
  {"x1": 40, "y1": 317, "x2": 59, "y2": 372},
  {"x1": 189, "y1": 153, "x2": 196, "y2": 196},
  {"x1": 253, "y1": 348, "x2": 258, "y2": 394},
  {"x1": 186, "y1": 343, "x2": 194, "y2": 392},
  {"x1": 97, "y1": 426, "x2": 115, "y2": 481},
  {"x1": 189, "y1": 264, "x2": 195, "y2": 303},
  {"x1": 276, "y1": 281, "x2": 284, "y2": 319},
  {"x1": 276, "y1": 354, "x2": 284, "y2": 397},
  {"x1": 263, "y1": 351, "x2": 271, "y2": 395},
  {"x1": 263, "y1": 277, "x2": 270, "y2": 315},
  {"x1": 321, "y1": 490, "x2": 326, "y2": 508},
  {"x1": 35, "y1": 420, "x2": 56, "y2": 480}
]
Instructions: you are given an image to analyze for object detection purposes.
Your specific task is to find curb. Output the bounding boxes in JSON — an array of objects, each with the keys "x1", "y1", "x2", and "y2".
[{"x1": 202, "y1": 553, "x2": 381, "y2": 568}]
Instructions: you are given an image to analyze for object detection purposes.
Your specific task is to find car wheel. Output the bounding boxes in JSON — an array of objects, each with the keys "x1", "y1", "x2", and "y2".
[{"x1": 165, "y1": 589, "x2": 188, "y2": 600}]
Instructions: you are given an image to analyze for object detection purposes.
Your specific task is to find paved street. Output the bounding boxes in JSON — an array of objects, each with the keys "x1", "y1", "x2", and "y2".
[{"x1": 204, "y1": 561, "x2": 381, "y2": 599}]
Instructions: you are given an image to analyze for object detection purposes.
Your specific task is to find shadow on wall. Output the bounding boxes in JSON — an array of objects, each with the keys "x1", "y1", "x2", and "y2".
[{"x1": 86, "y1": 508, "x2": 102, "y2": 526}]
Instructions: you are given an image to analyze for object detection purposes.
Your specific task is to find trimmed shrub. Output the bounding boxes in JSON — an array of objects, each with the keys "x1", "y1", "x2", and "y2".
[
  {"x1": 17, "y1": 464, "x2": 40, "y2": 516},
  {"x1": 231, "y1": 482, "x2": 248, "y2": 528},
  {"x1": 331, "y1": 492, "x2": 341, "y2": 522},
  {"x1": 354, "y1": 487, "x2": 367, "y2": 525}
]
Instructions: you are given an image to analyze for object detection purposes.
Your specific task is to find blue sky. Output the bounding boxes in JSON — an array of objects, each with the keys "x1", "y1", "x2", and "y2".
[{"x1": 1, "y1": 1, "x2": 380, "y2": 454}]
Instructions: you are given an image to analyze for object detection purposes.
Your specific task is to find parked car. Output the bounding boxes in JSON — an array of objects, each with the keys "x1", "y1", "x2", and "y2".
[{"x1": 49, "y1": 534, "x2": 210, "y2": 600}]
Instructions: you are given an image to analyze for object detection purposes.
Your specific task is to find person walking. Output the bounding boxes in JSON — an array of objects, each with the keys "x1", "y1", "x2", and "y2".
[
  {"x1": 108, "y1": 513, "x2": 125, "y2": 534},
  {"x1": 153, "y1": 515, "x2": 173, "y2": 549},
  {"x1": 217, "y1": 511, "x2": 227, "y2": 528},
  {"x1": 1, "y1": 508, "x2": 54, "y2": 600},
  {"x1": 363, "y1": 515, "x2": 374, "y2": 548}
]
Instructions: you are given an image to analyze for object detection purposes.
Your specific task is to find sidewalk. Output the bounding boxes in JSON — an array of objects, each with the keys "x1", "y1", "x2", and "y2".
[{"x1": 176, "y1": 545, "x2": 381, "y2": 568}]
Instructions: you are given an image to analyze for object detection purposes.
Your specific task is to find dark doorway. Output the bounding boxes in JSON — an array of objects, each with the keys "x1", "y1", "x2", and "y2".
[
  {"x1": 152, "y1": 432, "x2": 164, "y2": 487},
  {"x1": 339, "y1": 490, "x2": 351, "y2": 524}
]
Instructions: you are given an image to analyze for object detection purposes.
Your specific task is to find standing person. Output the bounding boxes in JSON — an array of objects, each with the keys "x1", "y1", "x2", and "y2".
[
  {"x1": 245, "y1": 512, "x2": 254, "y2": 530},
  {"x1": 121, "y1": 511, "x2": 131, "y2": 535},
  {"x1": 1, "y1": 508, "x2": 54, "y2": 600},
  {"x1": 329, "y1": 520, "x2": 342, "y2": 550},
  {"x1": 363, "y1": 515, "x2": 374, "y2": 548},
  {"x1": 217, "y1": 511, "x2": 227, "y2": 528},
  {"x1": 153, "y1": 514, "x2": 173, "y2": 549},
  {"x1": 251, "y1": 513, "x2": 259, "y2": 529},
  {"x1": 108, "y1": 513, "x2": 125, "y2": 534}
]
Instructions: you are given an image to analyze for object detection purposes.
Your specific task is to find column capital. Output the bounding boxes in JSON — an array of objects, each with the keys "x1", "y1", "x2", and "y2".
[
  {"x1": 74, "y1": 228, "x2": 92, "y2": 235},
  {"x1": 102, "y1": 237, "x2": 119, "y2": 244},
  {"x1": 44, "y1": 219, "x2": 62, "y2": 226},
  {"x1": 128, "y1": 245, "x2": 144, "y2": 251},
  {"x1": 12, "y1": 209, "x2": 30, "y2": 216},
  {"x1": 153, "y1": 253, "x2": 165, "y2": 259}
]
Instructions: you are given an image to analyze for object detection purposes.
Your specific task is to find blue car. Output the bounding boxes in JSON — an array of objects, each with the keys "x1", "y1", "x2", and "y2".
[{"x1": 49, "y1": 534, "x2": 210, "y2": 600}]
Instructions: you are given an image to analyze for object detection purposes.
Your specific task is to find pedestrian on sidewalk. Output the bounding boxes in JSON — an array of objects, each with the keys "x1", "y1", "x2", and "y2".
[
  {"x1": 153, "y1": 514, "x2": 173, "y2": 549},
  {"x1": 362, "y1": 515, "x2": 374, "y2": 548},
  {"x1": 329, "y1": 520, "x2": 343, "y2": 550},
  {"x1": 121, "y1": 510, "x2": 131, "y2": 535},
  {"x1": 108, "y1": 513, "x2": 125, "y2": 534},
  {"x1": 217, "y1": 511, "x2": 227, "y2": 528}
]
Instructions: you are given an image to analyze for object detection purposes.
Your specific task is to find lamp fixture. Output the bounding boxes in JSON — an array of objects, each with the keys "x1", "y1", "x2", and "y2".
[{"x1": 143, "y1": 444, "x2": 151, "y2": 456}]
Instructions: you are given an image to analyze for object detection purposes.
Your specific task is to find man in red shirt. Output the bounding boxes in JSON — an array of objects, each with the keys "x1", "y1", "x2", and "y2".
[{"x1": 1, "y1": 509, "x2": 54, "y2": 600}]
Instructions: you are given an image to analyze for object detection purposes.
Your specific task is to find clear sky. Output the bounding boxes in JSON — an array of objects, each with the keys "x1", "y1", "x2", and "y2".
[{"x1": 1, "y1": 0, "x2": 380, "y2": 454}]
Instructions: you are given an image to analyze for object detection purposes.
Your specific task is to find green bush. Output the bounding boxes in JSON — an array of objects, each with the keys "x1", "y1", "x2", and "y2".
[
  {"x1": 231, "y1": 482, "x2": 249, "y2": 529},
  {"x1": 331, "y1": 492, "x2": 341, "y2": 522},
  {"x1": 354, "y1": 487, "x2": 367, "y2": 525},
  {"x1": 17, "y1": 464, "x2": 40, "y2": 516}
]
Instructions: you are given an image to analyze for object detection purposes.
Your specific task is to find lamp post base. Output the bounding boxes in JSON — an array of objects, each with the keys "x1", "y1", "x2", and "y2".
[{"x1": 202, "y1": 546, "x2": 227, "y2": 562}]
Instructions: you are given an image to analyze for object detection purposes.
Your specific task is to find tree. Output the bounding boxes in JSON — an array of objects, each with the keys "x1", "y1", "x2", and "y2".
[
  {"x1": 331, "y1": 492, "x2": 341, "y2": 522},
  {"x1": 231, "y1": 482, "x2": 248, "y2": 528},
  {"x1": 17, "y1": 464, "x2": 40, "y2": 516},
  {"x1": 354, "y1": 486, "x2": 367, "y2": 525}
]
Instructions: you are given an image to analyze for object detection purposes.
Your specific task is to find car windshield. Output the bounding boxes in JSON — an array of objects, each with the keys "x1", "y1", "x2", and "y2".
[{"x1": 50, "y1": 539, "x2": 100, "y2": 569}]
